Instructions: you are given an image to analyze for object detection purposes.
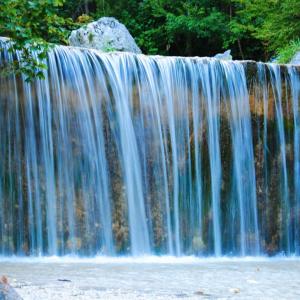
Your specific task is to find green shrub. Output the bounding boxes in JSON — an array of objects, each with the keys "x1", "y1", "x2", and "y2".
[{"x1": 277, "y1": 39, "x2": 300, "y2": 64}]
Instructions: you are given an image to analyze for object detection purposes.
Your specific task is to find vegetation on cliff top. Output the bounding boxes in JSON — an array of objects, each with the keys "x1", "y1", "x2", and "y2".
[{"x1": 0, "y1": 0, "x2": 299, "y2": 79}]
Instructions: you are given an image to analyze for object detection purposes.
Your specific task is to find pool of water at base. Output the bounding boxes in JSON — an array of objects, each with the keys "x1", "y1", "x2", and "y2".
[{"x1": 0, "y1": 257, "x2": 300, "y2": 299}]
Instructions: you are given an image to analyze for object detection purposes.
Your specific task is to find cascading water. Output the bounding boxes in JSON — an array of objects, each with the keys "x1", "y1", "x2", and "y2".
[
  {"x1": 0, "y1": 41, "x2": 299, "y2": 256},
  {"x1": 289, "y1": 67, "x2": 300, "y2": 254}
]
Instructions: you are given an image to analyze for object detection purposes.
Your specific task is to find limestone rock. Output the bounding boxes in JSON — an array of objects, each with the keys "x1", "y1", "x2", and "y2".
[
  {"x1": 0, "y1": 277, "x2": 22, "y2": 300},
  {"x1": 290, "y1": 51, "x2": 300, "y2": 65},
  {"x1": 69, "y1": 17, "x2": 142, "y2": 54},
  {"x1": 214, "y1": 50, "x2": 232, "y2": 60}
]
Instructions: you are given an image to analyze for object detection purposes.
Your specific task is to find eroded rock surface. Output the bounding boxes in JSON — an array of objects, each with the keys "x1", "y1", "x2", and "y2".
[{"x1": 69, "y1": 17, "x2": 142, "y2": 53}]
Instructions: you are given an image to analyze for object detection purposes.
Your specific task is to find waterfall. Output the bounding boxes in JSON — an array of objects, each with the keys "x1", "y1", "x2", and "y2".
[
  {"x1": 289, "y1": 68, "x2": 300, "y2": 255},
  {"x1": 0, "y1": 42, "x2": 299, "y2": 256}
]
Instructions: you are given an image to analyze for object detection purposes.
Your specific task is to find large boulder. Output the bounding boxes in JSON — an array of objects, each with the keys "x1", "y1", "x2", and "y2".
[
  {"x1": 290, "y1": 51, "x2": 300, "y2": 65},
  {"x1": 0, "y1": 277, "x2": 22, "y2": 300},
  {"x1": 69, "y1": 17, "x2": 142, "y2": 54},
  {"x1": 214, "y1": 50, "x2": 232, "y2": 60}
]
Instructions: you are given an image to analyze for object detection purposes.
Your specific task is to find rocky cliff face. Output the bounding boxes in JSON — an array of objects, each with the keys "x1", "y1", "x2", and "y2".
[{"x1": 68, "y1": 17, "x2": 142, "y2": 54}]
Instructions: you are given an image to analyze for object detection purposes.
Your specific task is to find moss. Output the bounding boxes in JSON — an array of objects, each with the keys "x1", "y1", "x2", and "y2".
[{"x1": 88, "y1": 32, "x2": 94, "y2": 43}]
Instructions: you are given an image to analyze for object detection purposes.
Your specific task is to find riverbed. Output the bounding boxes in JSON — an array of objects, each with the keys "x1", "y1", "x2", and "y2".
[{"x1": 0, "y1": 256, "x2": 299, "y2": 299}]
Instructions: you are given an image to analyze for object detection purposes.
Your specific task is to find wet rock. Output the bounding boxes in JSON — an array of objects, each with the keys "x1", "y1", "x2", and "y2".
[
  {"x1": 194, "y1": 290, "x2": 211, "y2": 296},
  {"x1": 57, "y1": 279, "x2": 71, "y2": 282},
  {"x1": 0, "y1": 276, "x2": 22, "y2": 300},
  {"x1": 214, "y1": 50, "x2": 232, "y2": 60},
  {"x1": 229, "y1": 288, "x2": 240, "y2": 294},
  {"x1": 69, "y1": 17, "x2": 142, "y2": 53},
  {"x1": 175, "y1": 293, "x2": 189, "y2": 298}
]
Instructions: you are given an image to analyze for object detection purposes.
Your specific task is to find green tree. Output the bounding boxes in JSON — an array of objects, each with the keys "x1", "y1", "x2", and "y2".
[
  {"x1": 232, "y1": 0, "x2": 300, "y2": 60},
  {"x1": 0, "y1": 0, "x2": 75, "y2": 80},
  {"x1": 91, "y1": 0, "x2": 234, "y2": 56},
  {"x1": 91, "y1": 0, "x2": 265, "y2": 59},
  {"x1": 1, "y1": 0, "x2": 299, "y2": 71}
]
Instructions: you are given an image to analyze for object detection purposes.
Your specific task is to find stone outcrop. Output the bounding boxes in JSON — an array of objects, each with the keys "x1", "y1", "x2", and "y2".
[
  {"x1": 290, "y1": 51, "x2": 300, "y2": 65},
  {"x1": 214, "y1": 50, "x2": 232, "y2": 60},
  {"x1": 0, "y1": 277, "x2": 22, "y2": 300},
  {"x1": 68, "y1": 17, "x2": 142, "y2": 53}
]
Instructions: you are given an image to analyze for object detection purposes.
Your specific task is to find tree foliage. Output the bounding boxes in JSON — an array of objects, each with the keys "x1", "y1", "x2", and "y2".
[
  {"x1": 91, "y1": 0, "x2": 234, "y2": 56},
  {"x1": 0, "y1": 0, "x2": 75, "y2": 80},
  {"x1": 89, "y1": 0, "x2": 271, "y2": 59},
  {"x1": 232, "y1": 0, "x2": 300, "y2": 59},
  {"x1": 0, "y1": 0, "x2": 299, "y2": 79}
]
